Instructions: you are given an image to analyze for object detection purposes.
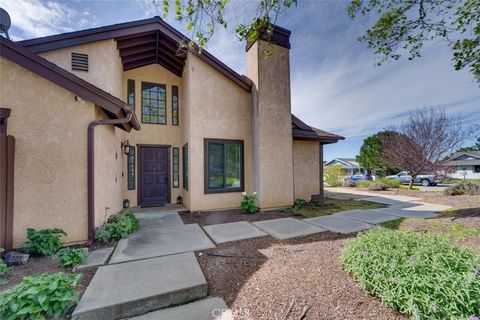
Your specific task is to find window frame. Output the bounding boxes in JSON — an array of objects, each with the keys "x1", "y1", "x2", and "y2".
[
  {"x1": 172, "y1": 85, "x2": 179, "y2": 126},
  {"x1": 172, "y1": 147, "x2": 180, "y2": 188},
  {"x1": 127, "y1": 79, "x2": 135, "y2": 109},
  {"x1": 204, "y1": 138, "x2": 244, "y2": 194},
  {"x1": 141, "y1": 81, "x2": 167, "y2": 125},
  {"x1": 127, "y1": 146, "x2": 136, "y2": 190},
  {"x1": 183, "y1": 144, "x2": 188, "y2": 190}
]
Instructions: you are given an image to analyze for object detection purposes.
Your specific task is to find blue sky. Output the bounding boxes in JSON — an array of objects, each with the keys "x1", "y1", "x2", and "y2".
[{"x1": 2, "y1": 0, "x2": 479, "y2": 161}]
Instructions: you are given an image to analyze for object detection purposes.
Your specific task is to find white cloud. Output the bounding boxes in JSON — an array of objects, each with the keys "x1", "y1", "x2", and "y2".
[{"x1": 2, "y1": 0, "x2": 96, "y2": 39}]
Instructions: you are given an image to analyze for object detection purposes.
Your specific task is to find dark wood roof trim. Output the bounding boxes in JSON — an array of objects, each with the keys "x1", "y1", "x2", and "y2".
[
  {"x1": 0, "y1": 37, "x2": 140, "y2": 131},
  {"x1": 18, "y1": 17, "x2": 252, "y2": 91},
  {"x1": 246, "y1": 24, "x2": 291, "y2": 52},
  {"x1": 291, "y1": 114, "x2": 344, "y2": 143}
]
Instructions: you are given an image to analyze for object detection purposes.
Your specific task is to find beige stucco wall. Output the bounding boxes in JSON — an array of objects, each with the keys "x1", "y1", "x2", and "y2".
[
  {"x1": 293, "y1": 140, "x2": 320, "y2": 200},
  {"x1": 122, "y1": 64, "x2": 184, "y2": 205},
  {"x1": 0, "y1": 57, "x2": 94, "y2": 247},
  {"x1": 247, "y1": 40, "x2": 294, "y2": 209},
  {"x1": 94, "y1": 108, "x2": 127, "y2": 226},
  {"x1": 40, "y1": 40, "x2": 123, "y2": 97},
  {"x1": 184, "y1": 54, "x2": 252, "y2": 211}
]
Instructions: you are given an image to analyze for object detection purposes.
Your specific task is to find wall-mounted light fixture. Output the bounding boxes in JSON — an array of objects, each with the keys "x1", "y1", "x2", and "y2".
[
  {"x1": 74, "y1": 96, "x2": 85, "y2": 104},
  {"x1": 121, "y1": 140, "x2": 130, "y2": 155}
]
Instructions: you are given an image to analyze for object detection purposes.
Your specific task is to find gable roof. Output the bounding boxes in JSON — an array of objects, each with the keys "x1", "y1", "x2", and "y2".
[
  {"x1": 0, "y1": 36, "x2": 140, "y2": 132},
  {"x1": 18, "y1": 17, "x2": 252, "y2": 90},
  {"x1": 292, "y1": 115, "x2": 344, "y2": 144},
  {"x1": 324, "y1": 158, "x2": 361, "y2": 168},
  {"x1": 447, "y1": 151, "x2": 480, "y2": 166}
]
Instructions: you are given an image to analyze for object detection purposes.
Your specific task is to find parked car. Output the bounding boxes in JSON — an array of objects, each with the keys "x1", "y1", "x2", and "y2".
[
  {"x1": 385, "y1": 171, "x2": 438, "y2": 186},
  {"x1": 344, "y1": 174, "x2": 372, "y2": 182}
]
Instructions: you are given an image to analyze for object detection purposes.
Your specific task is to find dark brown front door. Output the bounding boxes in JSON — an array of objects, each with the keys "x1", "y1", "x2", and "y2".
[{"x1": 139, "y1": 146, "x2": 169, "y2": 206}]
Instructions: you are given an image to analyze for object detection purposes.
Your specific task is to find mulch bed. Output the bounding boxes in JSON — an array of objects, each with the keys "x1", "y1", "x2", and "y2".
[
  {"x1": 197, "y1": 232, "x2": 407, "y2": 319},
  {"x1": 180, "y1": 209, "x2": 296, "y2": 226},
  {"x1": 0, "y1": 254, "x2": 96, "y2": 297}
]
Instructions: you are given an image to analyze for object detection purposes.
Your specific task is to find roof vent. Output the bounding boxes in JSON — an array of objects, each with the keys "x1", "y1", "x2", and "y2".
[{"x1": 71, "y1": 52, "x2": 88, "y2": 72}]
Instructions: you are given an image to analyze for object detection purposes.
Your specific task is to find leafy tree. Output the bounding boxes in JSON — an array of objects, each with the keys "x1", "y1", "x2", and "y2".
[
  {"x1": 324, "y1": 164, "x2": 346, "y2": 187},
  {"x1": 380, "y1": 107, "x2": 475, "y2": 189},
  {"x1": 156, "y1": 0, "x2": 296, "y2": 50},
  {"x1": 348, "y1": 0, "x2": 480, "y2": 84},
  {"x1": 356, "y1": 131, "x2": 398, "y2": 176},
  {"x1": 457, "y1": 137, "x2": 480, "y2": 152}
]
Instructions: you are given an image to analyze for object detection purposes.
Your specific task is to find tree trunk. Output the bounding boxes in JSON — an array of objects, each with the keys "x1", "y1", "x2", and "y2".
[{"x1": 409, "y1": 179, "x2": 414, "y2": 189}]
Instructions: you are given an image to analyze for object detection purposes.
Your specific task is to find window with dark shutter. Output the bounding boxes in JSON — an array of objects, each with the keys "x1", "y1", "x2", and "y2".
[
  {"x1": 127, "y1": 79, "x2": 135, "y2": 109},
  {"x1": 172, "y1": 147, "x2": 179, "y2": 188},
  {"x1": 183, "y1": 144, "x2": 188, "y2": 190},
  {"x1": 71, "y1": 53, "x2": 89, "y2": 72},
  {"x1": 127, "y1": 146, "x2": 136, "y2": 190},
  {"x1": 172, "y1": 86, "x2": 179, "y2": 125}
]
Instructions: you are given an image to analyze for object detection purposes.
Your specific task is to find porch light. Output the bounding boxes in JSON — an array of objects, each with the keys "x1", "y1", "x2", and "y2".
[{"x1": 121, "y1": 140, "x2": 130, "y2": 155}]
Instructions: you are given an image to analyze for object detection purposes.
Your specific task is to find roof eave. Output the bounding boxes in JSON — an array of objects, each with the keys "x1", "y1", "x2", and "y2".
[
  {"x1": 1, "y1": 36, "x2": 140, "y2": 132},
  {"x1": 18, "y1": 17, "x2": 252, "y2": 91}
]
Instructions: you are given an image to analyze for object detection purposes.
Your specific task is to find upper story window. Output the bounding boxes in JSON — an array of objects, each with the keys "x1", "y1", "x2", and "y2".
[
  {"x1": 141, "y1": 82, "x2": 166, "y2": 124},
  {"x1": 204, "y1": 139, "x2": 244, "y2": 193},
  {"x1": 71, "y1": 53, "x2": 88, "y2": 72},
  {"x1": 127, "y1": 79, "x2": 135, "y2": 109},
  {"x1": 172, "y1": 86, "x2": 179, "y2": 126}
]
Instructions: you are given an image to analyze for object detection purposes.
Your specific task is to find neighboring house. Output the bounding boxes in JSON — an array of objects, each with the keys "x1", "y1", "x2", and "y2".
[
  {"x1": 324, "y1": 158, "x2": 365, "y2": 175},
  {"x1": 0, "y1": 17, "x2": 344, "y2": 249},
  {"x1": 446, "y1": 151, "x2": 480, "y2": 180}
]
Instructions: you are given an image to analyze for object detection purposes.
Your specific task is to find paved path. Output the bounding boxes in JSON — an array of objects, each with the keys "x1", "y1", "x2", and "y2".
[{"x1": 75, "y1": 190, "x2": 450, "y2": 319}]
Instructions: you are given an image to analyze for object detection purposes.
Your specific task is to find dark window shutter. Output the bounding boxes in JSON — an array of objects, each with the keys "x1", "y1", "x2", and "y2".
[{"x1": 71, "y1": 53, "x2": 89, "y2": 72}]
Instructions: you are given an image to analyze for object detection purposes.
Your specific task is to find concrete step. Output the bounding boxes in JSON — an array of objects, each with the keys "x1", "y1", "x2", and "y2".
[
  {"x1": 129, "y1": 297, "x2": 232, "y2": 320},
  {"x1": 72, "y1": 252, "x2": 207, "y2": 320}
]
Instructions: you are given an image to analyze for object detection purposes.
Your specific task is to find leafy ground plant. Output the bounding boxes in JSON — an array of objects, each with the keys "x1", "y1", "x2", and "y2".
[
  {"x1": 57, "y1": 248, "x2": 88, "y2": 269},
  {"x1": 0, "y1": 272, "x2": 82, "y2": 320},
  {"x1": 0, "y1": 248, "x2": 12, "y2": 285},
  {"x1": 340, "y1": 228, "x2": 480, "y2": 320},
  {"x1": 95, "y1": 210, "x2": 140, "y2": 242},
  {"x1": 24, "y1": 228, "x2": 66, "y2": 256},
  {"x1": 240, "y1": 192, "x2": 257, "y2": 214}
]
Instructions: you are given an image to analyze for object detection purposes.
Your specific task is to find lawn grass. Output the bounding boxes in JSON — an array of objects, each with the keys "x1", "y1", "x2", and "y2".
[
  {"x1": 291, "y1": 198, "x2": 386, "y2": 218},
  {"x1": 380, "y1": 218, "x2": 405, "y2": 230}
]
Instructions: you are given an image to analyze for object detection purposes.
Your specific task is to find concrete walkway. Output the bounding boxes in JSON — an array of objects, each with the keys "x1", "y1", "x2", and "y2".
[{"x1": 74, "y1": 191, "x2": 450, "y2": 319}]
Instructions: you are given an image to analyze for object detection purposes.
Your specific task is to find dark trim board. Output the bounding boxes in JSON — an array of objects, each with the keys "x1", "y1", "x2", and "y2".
[
  {"x1": 18, "y1": 17, "x2": 252, "y2": 91},
  {"x1": 0, "y1": 37, "x2": 140, "y2": 132},
  {"x1": 137, "y1": 144, "x2": 171, "y2": 207}
]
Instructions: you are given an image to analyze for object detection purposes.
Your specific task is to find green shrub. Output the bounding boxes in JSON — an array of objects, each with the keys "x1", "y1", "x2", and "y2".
[
  {"x1": 0, "y1": 272, "x2": 82, "y2": 320},
  {"x1": 368, "y1": 182, "x2": 388, "y2": 191},
  {"x1": 340, "y1": 228, "x2": 480, "y2": 320},
  {"x1": 24, "y1": 228, "x2": 66, "y2": 256},
  {"x1": 444, "y1": 182, "x2": 480, "y2": 196},
  {"x1": 57, "y1": 248, "x2": 88, "y2": 269},
  {"x1": 324, "y1": 164, "x2": 345, "y2": 187},
  {"x1": 0, "y1": 248, "x2": 12, "y2": 285},
  {"x1": 356, "y1": 181, "x2": 371, "y2": 188},
  {"x1": 95, "y1": 211, "x2": 140, "y2": 242},
  {"x1": 240, "y1": 192, "x2": 257, "y2": 214},
  {"x1": 380, "y1": 178, "x2": 400, "y2": 188}
]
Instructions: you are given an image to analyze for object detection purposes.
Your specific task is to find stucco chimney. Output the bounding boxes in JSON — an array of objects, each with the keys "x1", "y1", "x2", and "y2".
[{"x1": 246, "y1": 25, "x2": 294, "y2": 209}]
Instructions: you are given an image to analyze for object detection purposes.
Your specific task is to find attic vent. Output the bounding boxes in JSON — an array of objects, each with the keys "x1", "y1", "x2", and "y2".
[{"x1": 71, "y1": 52, "x2": 88, "y2": 72}]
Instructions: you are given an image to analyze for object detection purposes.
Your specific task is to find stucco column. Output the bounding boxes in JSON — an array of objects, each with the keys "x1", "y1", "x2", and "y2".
[{"x1": 246, "y1": 26, "x2": 294, "y2": 209}]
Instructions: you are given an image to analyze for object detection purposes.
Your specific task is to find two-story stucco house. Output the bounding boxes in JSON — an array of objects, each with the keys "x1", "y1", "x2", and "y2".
[{"x1": 0, "y1": 17, "x2": 343, "y2": 249}]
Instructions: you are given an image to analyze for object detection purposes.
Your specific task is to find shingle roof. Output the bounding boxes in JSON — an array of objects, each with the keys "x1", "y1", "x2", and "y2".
[{"x1": 291, "y1": 115, "x2": 344, "y2": 144}]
